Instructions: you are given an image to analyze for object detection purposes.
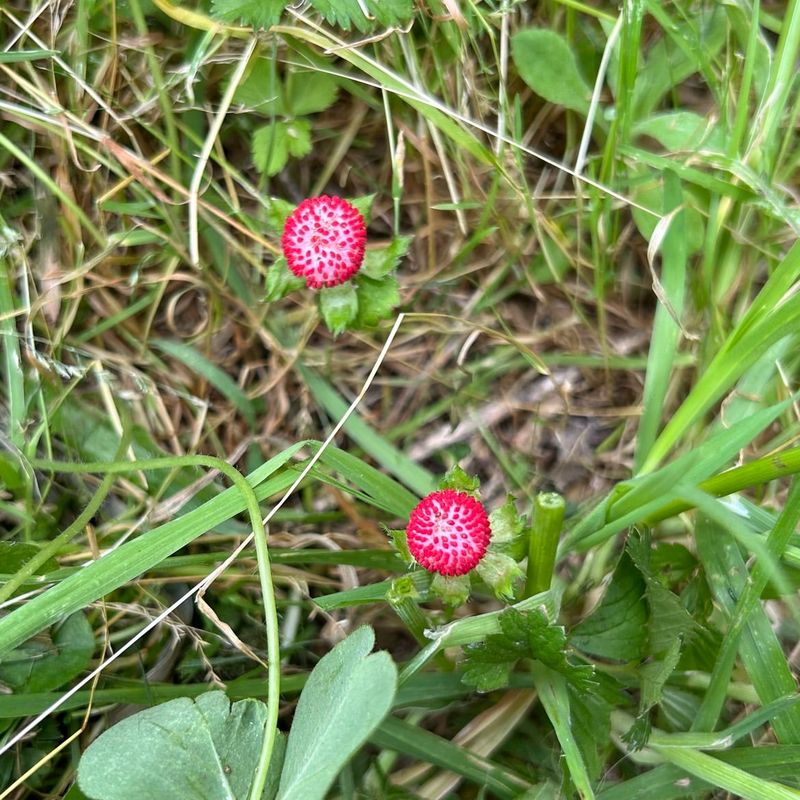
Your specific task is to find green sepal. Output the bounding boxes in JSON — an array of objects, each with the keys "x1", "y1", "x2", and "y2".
[
  {"x1": 388, "y1": 528, "x2": 413, "y2": 565},
  {"x1": 430, "y1": 573, "x2": 471, "y2": 607},
  {"x1": 439, "y1": 464, "x2": 480, "y2": 495},
  {"x1": 264, "y1": 196, "x2": 296, "y2": 235},
  {"x1": 488, "y1": 495, "x2": 527, "y2": 559},
  {"x1": 265, "y1": 256, "x2": 305, "y2": 301},
  {"x1": 361, "y1": 235, "x2": 412, "y2": 279},
  {"x1": 475, "y1": 551, "x2": 524, "y2": 602},
  {"x1": 319, "y1": 282, "x2": 358, "y2": 336},
  {"x1": 348, "y1": 193, "x2": 377, "y2": 224},
  {"x1": 354, "y1": 274, "x2": 400, "y2": 328}
]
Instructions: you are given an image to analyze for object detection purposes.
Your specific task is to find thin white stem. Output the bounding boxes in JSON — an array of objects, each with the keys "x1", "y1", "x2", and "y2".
[
  {"x1": 188, "y1": 36, "x2": 258, "y2": 267},
  {"x1": 575, "y1": 14, "x2": 623, "y2": 176}
]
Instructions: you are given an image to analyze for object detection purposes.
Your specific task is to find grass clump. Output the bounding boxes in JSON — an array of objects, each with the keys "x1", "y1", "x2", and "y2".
[{"x1": 2, "y1": 1, "x2": 800, "y2": 798}]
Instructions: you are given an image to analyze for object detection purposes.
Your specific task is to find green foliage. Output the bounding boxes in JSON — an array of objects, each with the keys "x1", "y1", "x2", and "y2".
[
  {"x1": 0, "y1": 613, "x2": 93, "y2": 694},
  {"x1": 439, "y1": 464, "x2": 480, "y2": 494},
  {"x1": 353, "y1": 274, "x2": 401, "y2": 328},
  {"x1": 570, "y1": 552, "x2": 648, "y2": 662},
  {"x1": 212, "y1": 0, "x2": 414, "y2": 31},
  {"x1": 252, "y1": 120, "x2": 312, "y2": 177},
  {"x1": 78, "y1": 692, "x2": 284, "y2": 800},
  {"x1": 511, "y1": 28, "x2": 591, "y2": 114},
  {"x1": 211, "y1": 0, "x2": 285, "y2": 29},
  {"x1": 276, "y1": 626, "x2": 397, "y2": 799},
  {"x1": 265, "y1": 256, "x2": 306, "y2": 301},
  {"x1": 462, "y1": 608, "x2": 596, "y2": 693},
  {"x1": 319, "y1": 282, "x2": 359, "y2": 335}
]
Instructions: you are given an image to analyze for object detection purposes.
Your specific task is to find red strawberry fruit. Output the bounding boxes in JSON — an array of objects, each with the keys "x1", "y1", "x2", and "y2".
[
  {"x1": 405, "y1": 489, "x2": 491, "y2": 576},
  {"x1": 281, "y1": 195, "x2": 367, "y2": 289}
]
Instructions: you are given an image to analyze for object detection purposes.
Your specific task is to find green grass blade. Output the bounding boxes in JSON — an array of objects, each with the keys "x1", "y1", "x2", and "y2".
[
  {"x1": 300, "y1": 365, "x2": 435, "y2": 497},
  {"x1": 0, "y1": 443, "x2": 306, "y2": 658},
  {"x1": 634, "y1": 170, "x2": 687, "y2": 472},
  {"x1": 152, "y1": 338, "x2": 257, "y2": 428}
]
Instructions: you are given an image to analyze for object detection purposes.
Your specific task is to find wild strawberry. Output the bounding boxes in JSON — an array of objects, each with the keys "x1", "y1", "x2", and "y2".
[
  {"x1": 405, "y1": 489, "x2": 491, "y2": 576},
  {"x1": 281, "y1": 195, "x2": 367, "y2": 289}
]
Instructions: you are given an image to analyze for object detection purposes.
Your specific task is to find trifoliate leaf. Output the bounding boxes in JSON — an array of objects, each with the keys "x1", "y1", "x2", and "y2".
[
  {"x1": 354, "y1": 275, "x2": 400, "y2": 328},
  {"x1": 361, "y1": 235, "x2": 412, "y2": 279},
  {"x1": 211, "y1": 0, "x2": 284, "y2": 29},
  {"x1": 319, "y1": 282, "x2": 358, "y2": 335},
  {"x1": 78, "y1": 691, "x2": 283, "y2": 800},
  {"x1": 266, "y1": 256, "x2": 305, "y2": 301}
]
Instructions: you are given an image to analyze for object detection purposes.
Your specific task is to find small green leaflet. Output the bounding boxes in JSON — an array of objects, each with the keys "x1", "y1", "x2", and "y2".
[
  {"x1": 319, "y1": 283, "x2": 358, "y2": 336},
  {"x1": 252, "y1": 120, "x2": 312, "y2": 177},
  {"x1": 462, "y1": 608, "x2": 596, "y2": 693}
]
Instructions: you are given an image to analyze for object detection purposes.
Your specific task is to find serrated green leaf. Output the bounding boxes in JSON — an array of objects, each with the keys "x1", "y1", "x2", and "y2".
[
  {"x1": 361, "y1": 235, "x2": 412, "y2": 279},
  {"x1": 570, "y1": 553, "x2": 647, "y2": 661},
  {"x1": 463, "y1": 609, "x2": 595, "y2": 695},
  {"x1": 354, "y1": 274, "x2": 400, "y2": 327},
  {"x1": 365, "y1": 0, "x2": 414, "y2": 27},
  {"x1": 319, "y1": 282, "x2": 358, "y2": 335},
  {"x1": 265, "y1": 256, "x2": 305, "y2": 301},
  {"x1": 285, "y1": 118, "x2": 312, "y2": 158},
  {"x1": 308, "y1": 0, "x2": 414, "y2": 31},
  {"x1": 252, "y1": 122, "x2": 290, "y2": 176},
  {"x1": 287, "y1": 72, "x2": 339, "y2": 116},
  {"x1": 252, "y1": 120, "x2": 311, "y2": 175},
  {"x1": 234, "y1": 58, "x2": 285, "y2": 114},
  {"x1": 211, "y1": 0, "x2": 284, "y2": 29},
  {"x1": 78, "y1": 691, "x2": 282, "y2": 800},
  {"x1": 310, "y1": 0, "x2": 369, "y2": 32},
  {"x1": 511, "y1": 28, "x2": 590, "y2": 114},
  {"x1": 475, "y1": 551, "x2": 524, "y2": 601},
  {"x1": 627, "y1": 532, "x2": 700, "y2": 656},
  {"x1": 461, "y1": 660, "x2": 514, "y2": 693}
]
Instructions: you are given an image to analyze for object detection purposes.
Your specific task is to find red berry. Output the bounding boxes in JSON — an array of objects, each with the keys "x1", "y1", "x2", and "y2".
[
  {"x1": 281, "y1": 195, "x2": 367, "y2": 289},
  {"x1": 405, "y1": 489, "x2": 491, "y2": 576}
]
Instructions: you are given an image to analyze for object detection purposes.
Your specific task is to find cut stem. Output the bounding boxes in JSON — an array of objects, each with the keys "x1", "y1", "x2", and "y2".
[{"x1": 525, "y1": 492, "x2": 566, "y2": 597}]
